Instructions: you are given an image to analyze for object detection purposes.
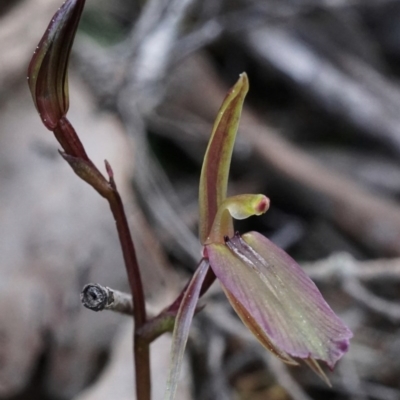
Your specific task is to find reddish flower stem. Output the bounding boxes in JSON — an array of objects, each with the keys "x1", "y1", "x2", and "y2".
[
  {"x1": 108, "y1": 191, "x2": 150, "y2": 400},
  {"x1": 162, "y1": 261, "x2": 216, "y2": 316},
  {"x1": 53, "y1": 118, "x2": 150, "y2": 400},
  {"x1": 54, "y1": 117, "x2": 90, "y2": 161}
]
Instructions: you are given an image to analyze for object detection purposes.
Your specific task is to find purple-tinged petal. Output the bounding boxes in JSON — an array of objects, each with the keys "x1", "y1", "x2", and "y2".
[
  {"x1": 27, "y1": 0, "x2": 85, "y2": 129},
  {"x1": 207, "y1": 232, "x2": 352, "y2": 369},
  {"x1": 164, "y1": 259, "x2": 210, "y2": 400},
  {"x1": 223, "y1": 288, "x2": 298, "y2": 366},
  {"x1": 198, "y1": 73, "x2": 249, "y2": 244}
]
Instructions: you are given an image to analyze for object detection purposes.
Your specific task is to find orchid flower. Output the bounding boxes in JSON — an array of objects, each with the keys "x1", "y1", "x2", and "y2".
[
  {"x1": 165, "y1": 74, "x2": 352, "y2": 399},
  {"x1": 25, "y1": 1, "x2": 352, "y2": 396}
]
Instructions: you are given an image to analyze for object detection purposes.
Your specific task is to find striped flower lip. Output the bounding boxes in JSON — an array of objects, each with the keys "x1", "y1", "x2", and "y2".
[{"x1": 206, "y1": 231, "x2": 352, "y2": 383}]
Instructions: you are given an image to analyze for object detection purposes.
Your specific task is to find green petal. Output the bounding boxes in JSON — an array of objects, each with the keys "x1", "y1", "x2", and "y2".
[{"x1": 198, "y1": 73, "x2": 249, "y2": 244}]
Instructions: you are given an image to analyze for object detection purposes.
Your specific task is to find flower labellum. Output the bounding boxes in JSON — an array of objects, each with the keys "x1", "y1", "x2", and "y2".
[
  {"x1": 205, "y1": 192, "x2": 352, "y2": 379},
  {"x1": 207, "y1": 231, "x2": 352, "y2": 371}
]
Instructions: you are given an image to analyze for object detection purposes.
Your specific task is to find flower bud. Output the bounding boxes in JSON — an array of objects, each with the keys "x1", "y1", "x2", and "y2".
[{"x1": 27, "y1": 0, "x2": 85, "y2": 130}]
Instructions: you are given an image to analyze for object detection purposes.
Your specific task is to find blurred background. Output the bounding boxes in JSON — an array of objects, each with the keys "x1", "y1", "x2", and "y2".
[{"x1": 1, "y1": 0, "x2": 400, "y2": 399}]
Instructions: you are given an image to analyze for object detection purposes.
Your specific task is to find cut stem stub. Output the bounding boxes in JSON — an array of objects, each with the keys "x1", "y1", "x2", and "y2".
[{"x1": 81, "y1": 283, "x2": 134, "y2": 316}]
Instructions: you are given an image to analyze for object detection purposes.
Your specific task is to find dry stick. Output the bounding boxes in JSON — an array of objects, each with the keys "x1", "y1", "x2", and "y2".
[
  {"x1": 81, "y1": 283, "x2": 134, "y2": 315},
  {"x1": 80, "y1": 282, "x2": 211, "y2": 346},
  {"x1": 240, "y1": 26, "x2": 400, "y2": 154},
  {"x1": 115, "y1": 0, "x2": 201, "y2": 266},
  {"x1": 302, "y1": 253, "x2": 400, "y2": 282},
  {"x1": 343, "y1": 277, "x2": 400, "y2": 323},
  {"x1": 81, "y1": 283, "x2": 164, "y2": 320},
  {"x1": 302, "y1": 253, "x2": 400, "y2": 322}
]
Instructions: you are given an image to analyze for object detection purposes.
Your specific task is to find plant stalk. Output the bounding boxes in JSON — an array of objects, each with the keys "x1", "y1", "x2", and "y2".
[
  {"x1": 108, "y1": 191, "x2": 150, "y2": 400},
  {"x1": 53, "y1": 119, "x2": 150, "y2": 400}
]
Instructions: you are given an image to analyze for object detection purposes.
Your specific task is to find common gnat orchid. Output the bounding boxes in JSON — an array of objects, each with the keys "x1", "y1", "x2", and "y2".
[
  {"x1": 26, "y1": 2, "x2": 352, "y2": 397},
  {"x1": 165, "y1": 73, "x2": 352, "y2": 399}
]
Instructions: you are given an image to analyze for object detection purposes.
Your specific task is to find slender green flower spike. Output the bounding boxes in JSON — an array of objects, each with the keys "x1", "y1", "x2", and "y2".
[
  {"x1": 27, "y1": 0, "x2": 85, "y2": 130},
  {"x1": 166, "y1": 73, "x2": 352, "y2": 399}
]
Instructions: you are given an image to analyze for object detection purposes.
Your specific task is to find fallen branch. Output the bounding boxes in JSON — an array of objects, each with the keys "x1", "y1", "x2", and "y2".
[
  {"x1": 303, "y1": 253, "x2": 400, "y2": 322},
  {"x1": 81, "y1": 284, "x2": 134, "y2": 316},
  {"x1": 302, "y1": 253, "x2": 400, "y2": 282},
  {"x1": 343, "y1": 278, "x2": 400, "y2": 323}
]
